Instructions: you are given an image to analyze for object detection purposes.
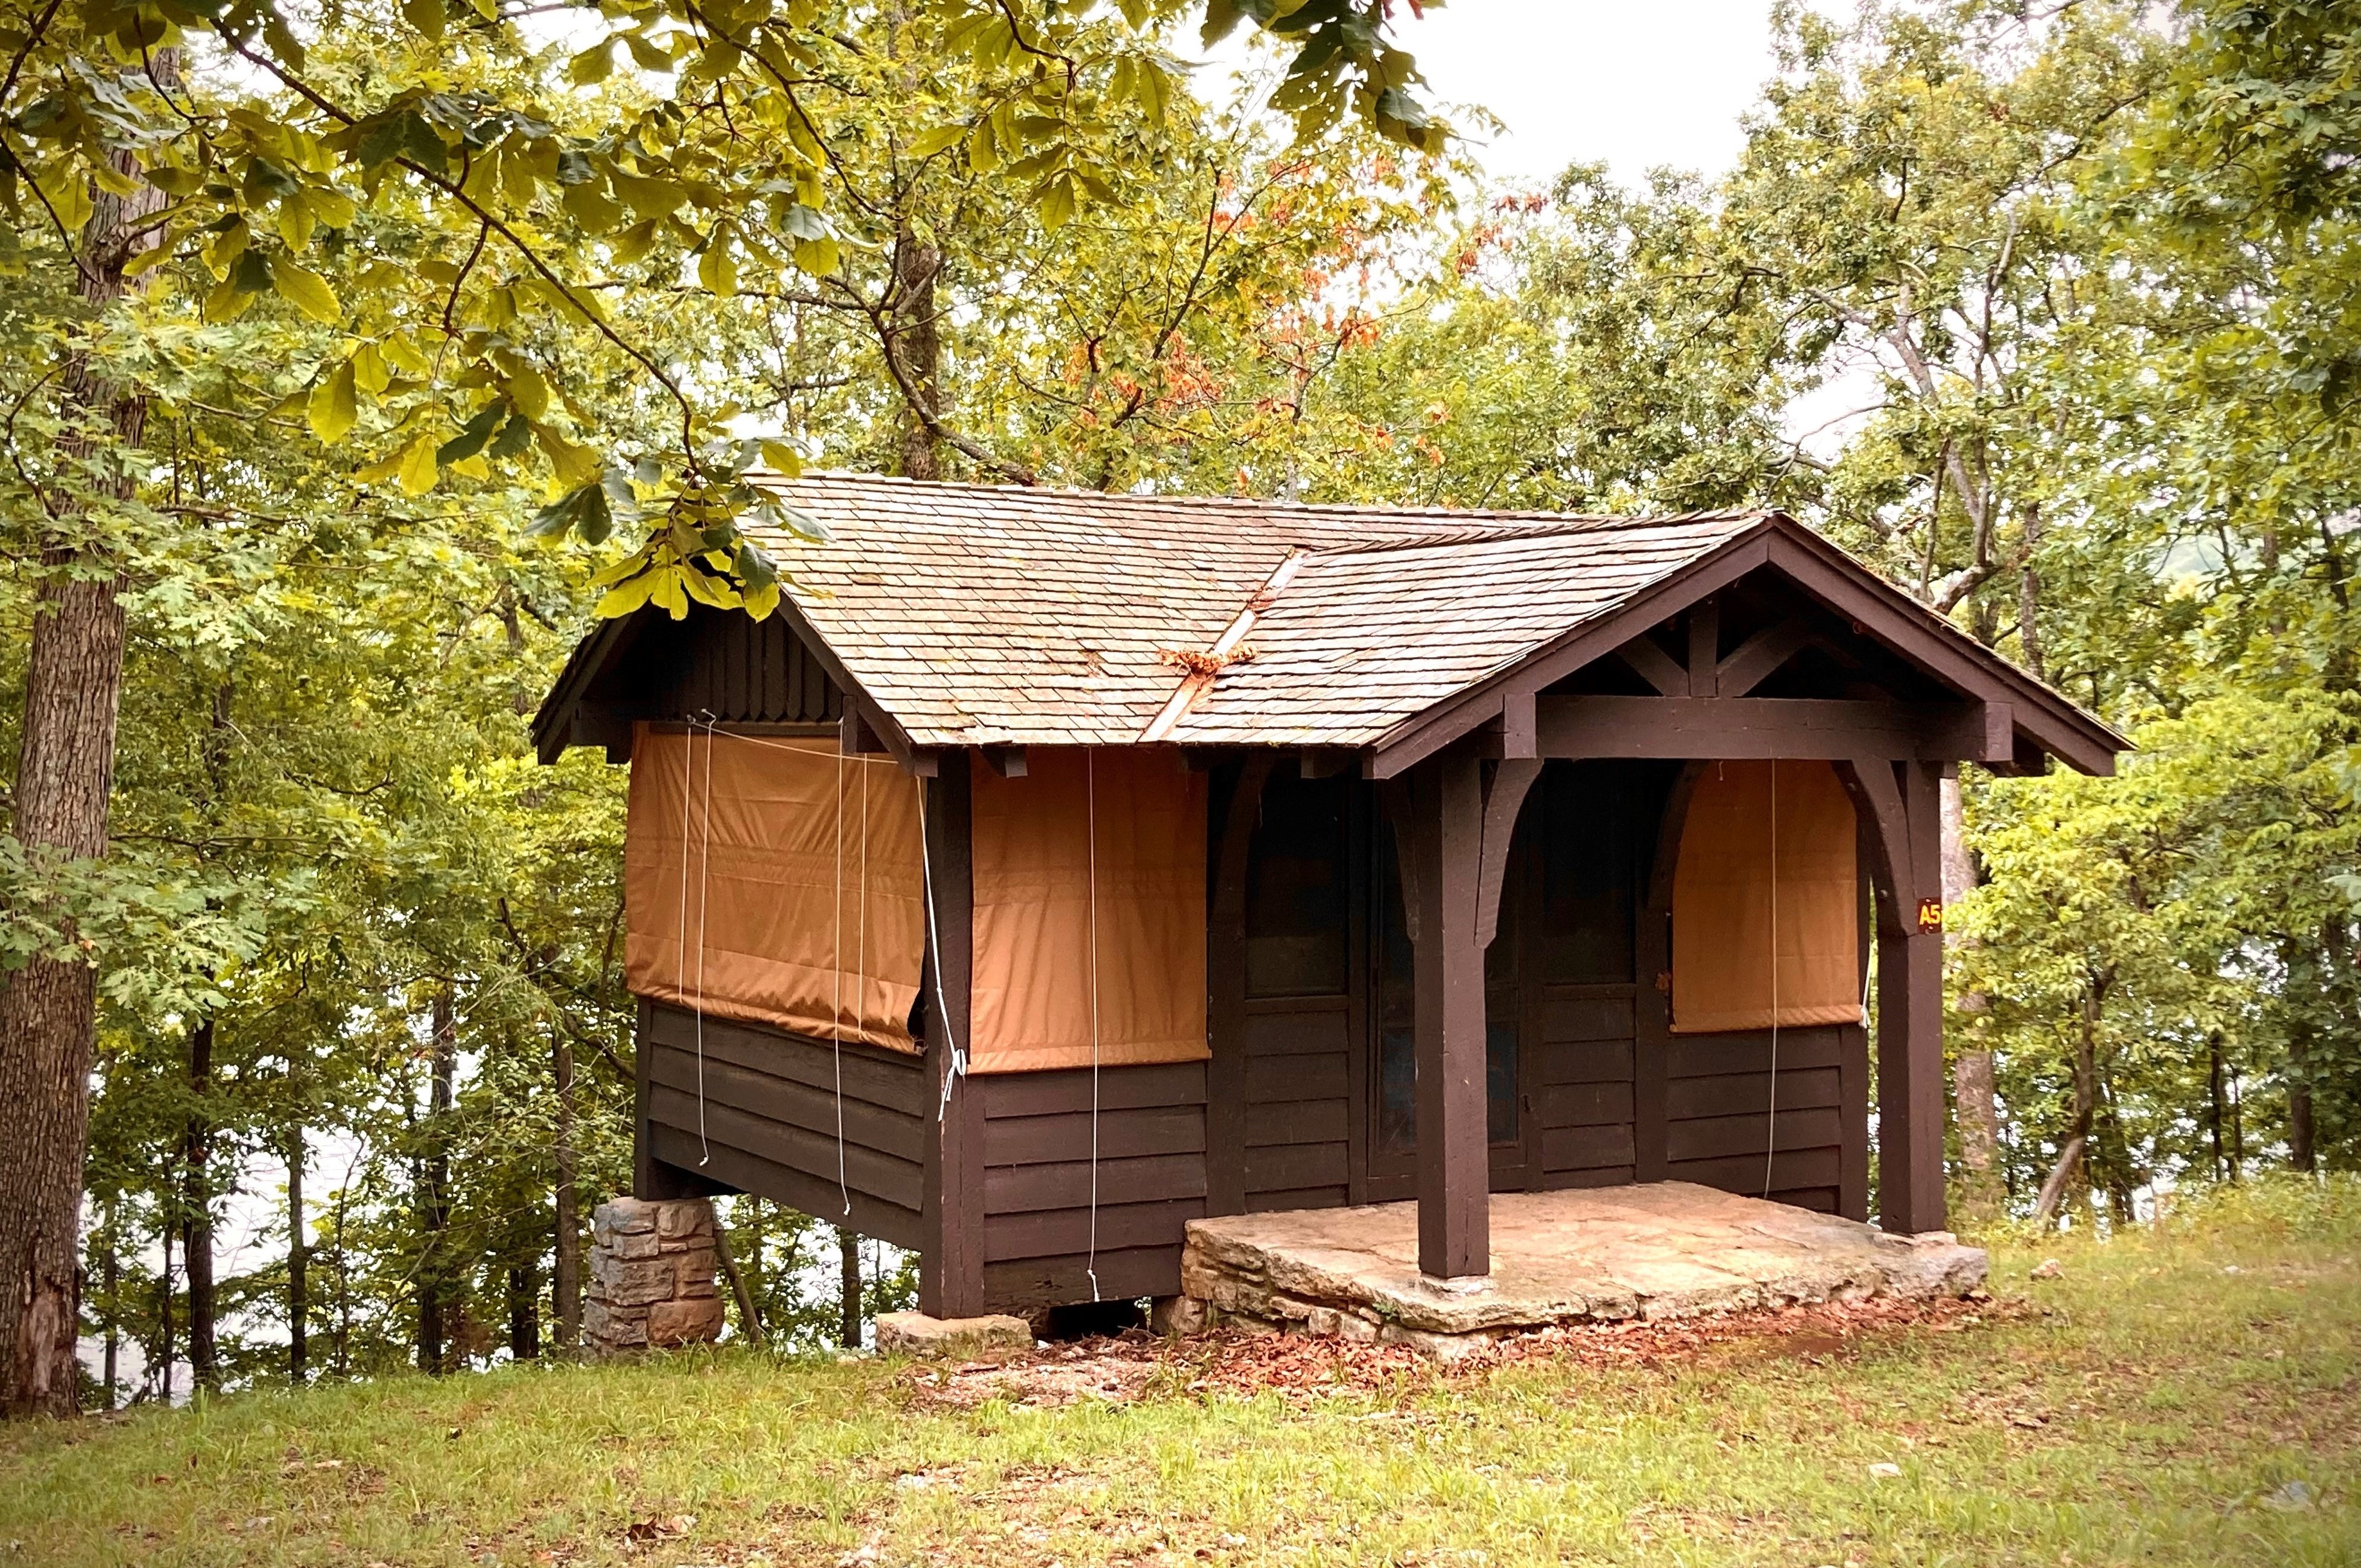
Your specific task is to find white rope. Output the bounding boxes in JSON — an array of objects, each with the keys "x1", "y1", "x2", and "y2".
[
  {"x1": 920, "y1": 788, "x2": 968, "y2": 1119},
  {"x1": 691, "y1": 713, "x2": 717, "y2": 1165},
  {"x1": 676, "y1": 715, "x2": 693, "y2": 1143},
  {"x1": 1764, "y1": 760, "x2": 1779, "y2": 1200},
  {"x1": 680, "y1": 728, "x2": 947, "y2": 1145},
  {"x1": 1085, "y1": 747, "x2": 1103, "y2": 1304},
  {"x1": 831, "y1": 740, "x2": 851, "y2": 1218}
]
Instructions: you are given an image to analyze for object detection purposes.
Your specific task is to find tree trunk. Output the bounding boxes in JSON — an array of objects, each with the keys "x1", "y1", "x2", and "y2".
[
  {"x1": 287, "y1": 1129, "x2": 308, "y2": 1384},
  {"x1": 892, "y1": 228, "x2": 943, "y2": 481},
  {"x1": 157, "y1": 1225, "x2": 174, "y2": 1404},
  {"x1": 100, "y1": 1201, "x2": 118, "y2": 1411},
  {"x1": 712, "y1": 1212, "x2": 762, "y2": 1345},
  {"x1": 1939, "y1": 775, "x2": 2005, "y2": 1224},
  {"x1": 508, "y1": 1262, "x2": 540, "y2": 1362},
  {"x1": 837, "y1": 1224, "x2": 862, "y2": 1349},
  {"x1": 2288, "y1": 1021, "x2": 2316, "y2": 1173},
  {"x1": 182, "y1": 1018, "x2": 218, "y2": 1393},
  {"x1": 0, "y1": 57, "x2": 178, "y2": 1414},
  {"x1": 2017, "y1": 501, "x2": 2046, "y2": 682},
  {"x1": 2207, "y1": 1033, "x2": 2228, "y2": 1185},
  {"x1": 419, "y1": 988, "x2": 456, "y2": 1374},
  {"x1": 2230, "y1": 1063, "x2": 2245, "y2": 1180},
  {"x1": 2070, "y1": 983, "x2": 2101, "y2": 1215},
  {"x1": 551, "y1": 1031, "x2": 581, "y2": 1351}
]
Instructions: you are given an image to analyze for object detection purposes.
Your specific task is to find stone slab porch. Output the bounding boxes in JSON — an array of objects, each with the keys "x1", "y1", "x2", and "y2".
[{"x1": 1177, "y1": 1181, "x2": 1987, "y2": 1357}]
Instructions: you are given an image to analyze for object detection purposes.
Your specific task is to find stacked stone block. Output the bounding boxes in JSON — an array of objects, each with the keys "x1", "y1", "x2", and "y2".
[{"x1": 584, "y1": 1196, "x2": 725, "y2": 1355}]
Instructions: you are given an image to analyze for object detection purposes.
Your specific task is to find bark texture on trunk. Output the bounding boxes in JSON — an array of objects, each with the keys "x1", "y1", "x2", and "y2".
[
  {"x1": 2017, "y1": 502, "x2": 2046, "y2": 683},
  {"x1": 508, "y1": 1263, "x2": 540, "y2": 1361},
  {"x1": 551, "y1": 1033, "x2": 580, "y2": 1350},
  {"x1": 99, "y1": 1204, "x2": 118, "y2": 1410},
  {"x1": 1938, "y1": 775, "x2": 2005, "y2": 1224},
  {"x1": 837, "y1": 1224, "x2": 862, "y2": 1349},
  {"x1": 0, "y1": 66, "x2": 177, "y2": 1414},
  {"x1": 892, "y1": 228, "x2": 942, "y2": 481},
  {"x1": 419, "y1": 987, "x2": 457, "y2": 1374},
  {"x1": 182, "y1": 1018, "x2": 218, "y2": 1392},
  {"x1": 287, "y1": 1130, "x2": 308, "y2": 1384}
]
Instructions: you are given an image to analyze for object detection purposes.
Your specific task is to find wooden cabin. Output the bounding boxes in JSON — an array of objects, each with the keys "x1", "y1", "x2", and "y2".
[{"x1": 535, "y1": 474, "x2": 2121, "y2": 1319}]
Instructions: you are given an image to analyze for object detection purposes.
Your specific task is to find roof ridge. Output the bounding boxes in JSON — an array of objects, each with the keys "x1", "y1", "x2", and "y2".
[
  {"x1": 1301, "y1": 512, "x2": 1771, "y2": 558},
  {"x1": 765, "y1": 469, "x2": 1768, "y2": 531}
]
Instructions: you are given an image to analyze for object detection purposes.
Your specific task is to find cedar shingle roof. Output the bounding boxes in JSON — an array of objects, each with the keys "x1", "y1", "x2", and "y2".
[{"x1": 742, "y1": 473, "x2": 1771, "y2": 749}]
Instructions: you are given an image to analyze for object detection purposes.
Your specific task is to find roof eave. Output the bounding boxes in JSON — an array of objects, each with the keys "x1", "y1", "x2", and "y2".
[{"x1": 1362, "y1": 514, "x2": 2124, "y2": 779}]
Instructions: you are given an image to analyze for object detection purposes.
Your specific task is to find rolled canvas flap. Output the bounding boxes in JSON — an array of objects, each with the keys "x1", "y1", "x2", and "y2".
[
  {"x1": 625, "y1": 725, "x2": 924, "y2": 1053},
  {"x1": 969, "y1": 748, "x2": 1209, "y2": 1073},
  {"x1": 1671, "y1": 758, "x2": 1862, "y2": 1035}
]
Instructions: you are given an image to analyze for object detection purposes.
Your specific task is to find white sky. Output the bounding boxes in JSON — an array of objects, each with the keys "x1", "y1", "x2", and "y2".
[{"x1": 1390, "y1": 0, "x2": 1787, "y2": 189}]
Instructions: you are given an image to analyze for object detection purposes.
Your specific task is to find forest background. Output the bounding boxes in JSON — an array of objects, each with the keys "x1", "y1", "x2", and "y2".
[{"x1": 0, "y1": 0, "x2": 2353, "y2": 1404}]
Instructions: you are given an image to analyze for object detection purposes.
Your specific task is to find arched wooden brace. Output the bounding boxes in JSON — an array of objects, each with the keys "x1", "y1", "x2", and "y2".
[
  {"x1": 1473, "y1": 759, "x2": 1543, "y2": 949},
  {"x1": 1835, "y1": 756, "x2": 1948, "y2": 1236}
]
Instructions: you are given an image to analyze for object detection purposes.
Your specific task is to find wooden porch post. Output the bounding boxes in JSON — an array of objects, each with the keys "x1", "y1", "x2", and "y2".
[
  {"x1": 921, "y1": 755, "x2": 986, "y2": 1317},
  {"x1": 1880, "y1": 761, "x2": 1948, "y2": 1234},
  {"x1": 1403, "y1": 748, "x2": 1489, "y2": 1280},
  {"x1": 1843, "y1": 758, "x2": 1948, "y2": 1236}
]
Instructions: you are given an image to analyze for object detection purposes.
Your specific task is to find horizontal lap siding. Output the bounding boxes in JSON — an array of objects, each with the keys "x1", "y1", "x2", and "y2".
[
  {"x1": 977, "y1": 1061, "x2": 1206, "y2": 1307},
  {"x1": 642, "y1": 1004, "x2": 927, "y2": 1247},
  {"x1": 1533, "y1": 988, "x2": 1637, "y2": 1188},
  {"x1": 1241, "y1": 1002, "x2": 1351, "y2": 1212},
  {"x1": 1663, "y1": 1024, "x2": 1853, "y2": 1212}
]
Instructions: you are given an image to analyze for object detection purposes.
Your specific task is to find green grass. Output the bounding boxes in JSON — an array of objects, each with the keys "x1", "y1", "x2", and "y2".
[{"x1": 5, "y1": 1179, "x2": 2357, "y2": 1567}]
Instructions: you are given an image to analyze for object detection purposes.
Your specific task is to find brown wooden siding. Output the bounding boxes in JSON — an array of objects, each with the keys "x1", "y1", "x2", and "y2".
[
  {"x1": 1530, "y1": 983, "x2": 1637, "y2": 1188},
  {"x1": 1239, "y1": 1000, "x2": 1353, "y2": 1211},
  {"x1": 634, "y1": 609, "x2": 843, "y2": 725},
  {"x1": 975, "y1": 1061, "x2": 1207, "y2": 1308},
  {"x1": 1660, "y1": 1023, "x2": 1860, "y2": 1212},
  {"x1": 639, "y1": 1003, "x2": 928, "y2": 1249}
]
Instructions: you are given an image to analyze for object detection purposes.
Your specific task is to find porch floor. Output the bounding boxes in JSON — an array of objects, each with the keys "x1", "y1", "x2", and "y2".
[{"x1": 1177, "y1": 1182, "x2": 1987, "y2": 1355}]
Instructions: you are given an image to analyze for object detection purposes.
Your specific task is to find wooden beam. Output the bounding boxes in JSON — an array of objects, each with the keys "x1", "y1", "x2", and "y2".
[
  {"x1": 1714, "y1": 619, "x2": 1815, "y2": 697},
  {"x1": 1526, "y1": 696, "x2": 2007, "y2": 762},
  {"x1": 1369, "y1": 535, "x2": 1774, "y2": 777},
  {"x1": 1496, "y1": 692, "x2": 1537, "y2": 759},
  {"x1": 920, "y1": 758, "x2": 986, "y2": 1318},
  {"x1": 1298, "y1": 747, "x2": 1358, "y2": 779},
  {"x1": 1761, "y1": 532, "x2": 2121, "y2": 776},
  {"x1": 1686, "y1": 597, "x2": 1721, "y2": 696},
  {"x1": 1474, "y1": 759, "x2": 1542, "y2": 949},
  {"x1": 981, "y1": 745, "x2": 1028, "y2": 779},
  {"x1": 1405, "y1": 749, "x2": 1490, "y2": 1281},
  {"x1": 1614, "y1": 636, "x2": 1688, "y2": 697}
]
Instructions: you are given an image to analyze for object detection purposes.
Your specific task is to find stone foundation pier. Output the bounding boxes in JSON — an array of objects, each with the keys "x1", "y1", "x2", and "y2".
[{"x1": 584, "y1": 1196, "x2": 726, "y2": 1355}]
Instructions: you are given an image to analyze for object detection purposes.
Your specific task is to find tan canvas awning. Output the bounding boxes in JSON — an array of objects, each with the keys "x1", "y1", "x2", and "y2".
[
  {"x1": 625, "y1": 727, "x2": 924, "y2": 1053},
  {"x1": 1671, "y1": 759, "x2": 1862, "y2": 1033},
  {"x1": 969, "y1": 748, "x2": 1209, "y2": 1073}
]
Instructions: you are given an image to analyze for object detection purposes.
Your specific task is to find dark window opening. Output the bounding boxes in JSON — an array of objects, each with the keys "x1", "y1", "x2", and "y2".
[
  {"x1": 1538, "y1": 762, "x2": 1640, "y2": 984},
  {"x1": 1244, "y1": 775, "x2": 1351, "y2": 999}
]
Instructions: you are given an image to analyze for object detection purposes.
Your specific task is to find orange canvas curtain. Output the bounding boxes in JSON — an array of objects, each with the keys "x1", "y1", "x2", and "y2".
[
  {"x1": 969, "y1": 748, "x2": 1209, "y2": 1073},
  {"x1": 624, "y1": 725, "x2": 925, "y2": 1053},
  {"x1": 1671, "y1": 759, "x2": 1863, "y2": 1034}
]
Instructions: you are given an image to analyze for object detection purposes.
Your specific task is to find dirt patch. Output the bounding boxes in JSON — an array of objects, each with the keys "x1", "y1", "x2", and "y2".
[{"x1": 903, "y1": 1292, "x2": 2021, "y2": 1409}]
